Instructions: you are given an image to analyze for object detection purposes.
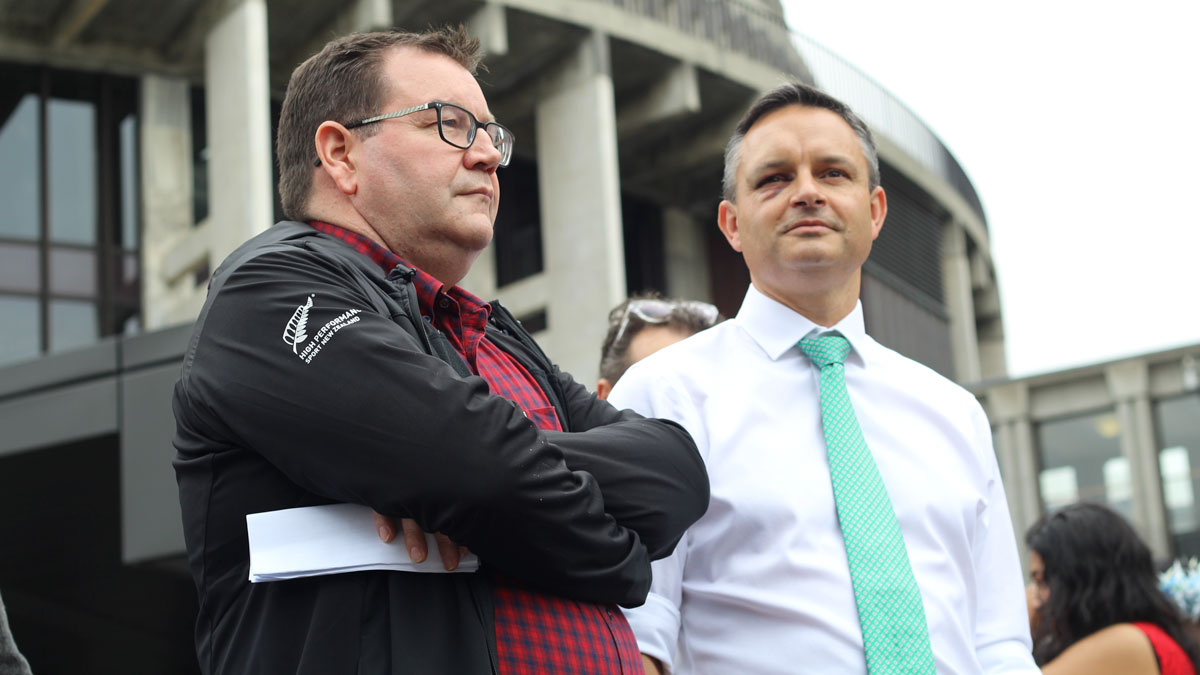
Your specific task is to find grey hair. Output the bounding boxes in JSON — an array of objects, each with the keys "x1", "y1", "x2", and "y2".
[
  {"x1": 721, "y1": 82, "x2": 880, "y2": 201},
  {"x1": 598, "y1": 293, "x2": 721, "y2": 384}
]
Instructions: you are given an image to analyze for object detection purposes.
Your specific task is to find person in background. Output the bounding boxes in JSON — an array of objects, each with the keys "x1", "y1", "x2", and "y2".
[
  {"x1": 1159, "y1": 557, "x2": 1200, "y2": 646},
  {"x1": 1026, "y1": 502, "x2": 1199, "y2": 675},
  {"x1": 596, "y1": 294, "x2": 721, "y2": 399},
  {"x1": 0, "y1": 590, "x2": 32, "y2": 675}
]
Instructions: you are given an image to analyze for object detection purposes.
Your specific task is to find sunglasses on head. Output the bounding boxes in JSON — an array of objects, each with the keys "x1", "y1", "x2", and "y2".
[{"x1": 611, "y1": 298, "x2": 720, "y2": 347}]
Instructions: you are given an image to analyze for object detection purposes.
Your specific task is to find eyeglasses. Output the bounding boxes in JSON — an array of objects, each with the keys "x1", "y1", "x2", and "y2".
[
  {"x1": 345, "y1": 101, "x2": 514, "y2": 167},
  {"x1": 611, "y1": 298, "x2": 721, "y2": 348}
]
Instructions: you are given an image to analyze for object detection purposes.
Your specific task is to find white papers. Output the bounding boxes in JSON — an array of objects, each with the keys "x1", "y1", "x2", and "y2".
[{"x1": 246, "y1": 502, "x2": 479, "y2": 583}]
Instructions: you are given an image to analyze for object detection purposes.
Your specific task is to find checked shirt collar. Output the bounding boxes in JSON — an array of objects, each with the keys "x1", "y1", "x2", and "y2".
[{"x1": 308, "y1": 220, "x2": 492, "y2": 367}]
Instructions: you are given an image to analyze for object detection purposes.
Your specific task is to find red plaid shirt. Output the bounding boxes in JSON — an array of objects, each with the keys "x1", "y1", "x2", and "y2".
[{"x1": 309, "y1": 222, "x2": 643, "y2": 674}]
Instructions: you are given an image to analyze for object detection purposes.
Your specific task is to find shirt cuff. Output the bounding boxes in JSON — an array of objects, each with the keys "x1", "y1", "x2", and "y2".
[
  {"x1": 621, "y1": 591, "x2": 682, "y2": 671},
  {"x1": 977, "y1": 637, "x2": 1041, "y2": 674}
]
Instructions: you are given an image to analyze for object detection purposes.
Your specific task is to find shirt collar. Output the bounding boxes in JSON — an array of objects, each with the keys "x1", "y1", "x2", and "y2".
[
  {"x1": 308, "y1": 220, "x2": 491, "y2": 320},
  {"x1": 735, "y1": 283, "x2": 870, "y2": 367}
]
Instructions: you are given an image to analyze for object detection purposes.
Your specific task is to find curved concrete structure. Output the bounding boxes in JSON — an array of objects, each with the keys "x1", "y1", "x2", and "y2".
[{"x1": 0, "y1": 1, "x2": 1011, "y2": 669}]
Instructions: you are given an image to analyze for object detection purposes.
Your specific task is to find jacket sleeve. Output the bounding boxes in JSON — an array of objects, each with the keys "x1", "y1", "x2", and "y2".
[
  {"x1": 175, "y1": 247, "x2": 650, "y2": 605},
  {"x1": 541, "y1": 368, "x2": 709, "y2": 561}
]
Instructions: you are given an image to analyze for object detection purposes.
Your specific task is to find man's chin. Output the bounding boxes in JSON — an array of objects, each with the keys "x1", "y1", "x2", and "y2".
[
  {"x1": 778, "y1": 240, "x2": 840, "y2": 264},
  {"x1": 456, "y1": 218, "x2": 494, "y2": 253}
]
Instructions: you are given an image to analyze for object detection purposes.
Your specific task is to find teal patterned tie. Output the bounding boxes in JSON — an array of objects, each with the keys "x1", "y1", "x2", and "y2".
[{"x1": 798, "y1": 332, "x2": 936, "y2": 674}]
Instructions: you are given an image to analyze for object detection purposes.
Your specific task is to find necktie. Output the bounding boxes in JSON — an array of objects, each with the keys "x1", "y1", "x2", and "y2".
[{"x1": 798, "y1": 332, "x2": 936, "y2": 674}]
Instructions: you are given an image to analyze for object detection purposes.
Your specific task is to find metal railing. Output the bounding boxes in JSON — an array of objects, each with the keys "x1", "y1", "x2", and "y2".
[
  {"x1": 588, "y1": 0, "x2": 987, "y2": 225},
  {"x1": 595, "y1": 0, "x2": 807, "y2": 76}
]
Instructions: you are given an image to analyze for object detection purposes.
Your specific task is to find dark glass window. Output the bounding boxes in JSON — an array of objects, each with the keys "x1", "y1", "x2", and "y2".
[
  {"x1": 0, "y1": 62, "x2": 140, "y2": 367},
  {"x1": 49, "y1": 299, "x2": 98, "y2": 353},
  {"x1": 492, "y1": 157, "x2": 543, "y2": 286},
  {"x1": 1157, "y1": 394, "x2": 1200, "y2": 557},
  {"x1": 120, "y1": 114, "x2": 139, "y2": 248},
  {"x1": 109, "y1": 76, "x2": 141, "y2": 333},
  {"x1": 49, "y1": 247, "x2": 97, "y2": 297},
  {"x1": 0, "y1": 90, "x2": 40, "y2": 240},
  {"x1": 0, "y1": 243, "x2": 40, "y2": 292},
  {"x1": 622, "y1": 193, "x2": 665, "y2": 295},
  {"x1": 191, "y1": 87, "x2": 208, "y2": 225},
  {"x1": 1036, "y1": 409, "x2": 1129, "y2": 519},
  {"x1": 0, "y1": 296, "x2": 39, "y2": 364},
  {"x1": 48, "y1": 98, "x2": 98, "y2": 244}
]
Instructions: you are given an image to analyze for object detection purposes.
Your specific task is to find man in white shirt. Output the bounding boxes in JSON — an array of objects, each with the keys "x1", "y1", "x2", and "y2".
[{"x1": 609, "y1": 83, "x2": 1038, "y2": 674}]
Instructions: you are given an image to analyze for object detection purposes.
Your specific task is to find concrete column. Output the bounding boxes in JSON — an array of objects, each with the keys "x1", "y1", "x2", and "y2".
[
  {"x1": 345, "y1": 0, "x2": 392, "y2": 31},
  {"x1": 615, "y1": 62, "x2": 699, "y2": 137},
  {"x1": 987, "y1": 381, "x2": 1040, "y2": 552},
  {"x1": 535, "y1": 31, "x2": 624, "y2": 383},
  {"x1": 941, "y1": 221, "x2": 981, "y2": 383},
  {"x1": 991, "y1": 422, "x2": 1031, "y2": 569},
  {"x1": 286, "y1": 0, "x2": 393, "y2": 65},
  {"x1": 459, "y1": 241, "x2": 498, "y2": 301},
  {"x1": 469, "y1": 1, "x2": 508, "y2": 58},
  {"x1": 663, "y1": 207, "x2": 711, "y2": 302},
  {"x1": 204, "y1": 0, "x2": 274, "y2": 266},
  {"x1": 975, "y1": 304, "x2": 1008, "y2": 379},
  {"x1": 1107, "y1": 360, "x2": 1170, "y2": 558},
  {"x1": 139, "y1": 75, "x2": 195, "y2": 330},
  {"x1": 971, "y1": 244, "x2": 1009, "y2": 378}
]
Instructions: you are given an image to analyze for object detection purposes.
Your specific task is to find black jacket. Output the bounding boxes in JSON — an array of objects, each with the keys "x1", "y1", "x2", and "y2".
[{"x1": 172, "y1": 221, "x2": 708, "y2": 674}]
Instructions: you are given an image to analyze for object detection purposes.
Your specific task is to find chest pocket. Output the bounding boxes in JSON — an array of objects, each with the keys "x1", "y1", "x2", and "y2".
[{"x1": 522, "y1": 406, "x2": 561, "y2": 433}]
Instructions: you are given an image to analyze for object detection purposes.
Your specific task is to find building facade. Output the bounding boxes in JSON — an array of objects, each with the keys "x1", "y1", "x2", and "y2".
[
  {"x1": 979, "y1": 346, "x2": 1200, "y2": 568},
  {"x1": 0, "y1": 0, "x2": 1005, "y2": 671}
]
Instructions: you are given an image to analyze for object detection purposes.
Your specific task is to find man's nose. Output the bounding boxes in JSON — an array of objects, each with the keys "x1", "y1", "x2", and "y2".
[
  {"x1": 465, "y1": 131, "x2": 502, "y2": 171},
  {"x1": 790, "y1": 172, "x2": 825, "y2": 208}
]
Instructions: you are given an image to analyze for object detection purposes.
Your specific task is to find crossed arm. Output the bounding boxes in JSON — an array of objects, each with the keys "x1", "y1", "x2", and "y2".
[
  {"x1": 375, "y1": 364, "x2": 711, "y2": 578},
  {"x1": 180, "y1": 248, "x2": 707, "y2": 603}
]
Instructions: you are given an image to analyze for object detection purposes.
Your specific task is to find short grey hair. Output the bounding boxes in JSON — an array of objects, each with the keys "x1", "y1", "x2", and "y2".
[
  {"x1": 598, "y1": 293, "x2": 721, "y2": 384},
  {"x1": 722, "y1": 82, "x2": 880, "y2": 201}
]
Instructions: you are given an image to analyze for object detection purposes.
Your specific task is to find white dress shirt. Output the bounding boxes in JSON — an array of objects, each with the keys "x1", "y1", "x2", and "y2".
[{"x1": 610, "y1": 285, "x2": 1037, "y2": 675}]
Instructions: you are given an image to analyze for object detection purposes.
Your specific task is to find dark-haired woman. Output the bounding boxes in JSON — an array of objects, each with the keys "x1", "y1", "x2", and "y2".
[{"x1": 1026, "y1": 501, "x2": 1199, "y2": 675}]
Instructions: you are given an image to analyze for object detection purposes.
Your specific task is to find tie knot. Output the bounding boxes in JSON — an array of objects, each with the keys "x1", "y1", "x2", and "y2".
[{"x1": 798, "y1": 332, "x2": 852, "y2": 368}]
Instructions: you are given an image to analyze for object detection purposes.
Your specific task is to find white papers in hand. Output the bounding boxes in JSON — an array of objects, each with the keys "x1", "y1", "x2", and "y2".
[{"x1": 246, "y1": 502, "x2": 480, "y2": 583}]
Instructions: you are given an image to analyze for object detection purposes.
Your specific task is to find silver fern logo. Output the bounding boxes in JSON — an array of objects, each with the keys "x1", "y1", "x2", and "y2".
[
  {"x1": 282, "y1": 294, "x2": 361, "y2": 364},
  {"x1": 283, "y1": 295, "x2": 314, "y2": 354}
]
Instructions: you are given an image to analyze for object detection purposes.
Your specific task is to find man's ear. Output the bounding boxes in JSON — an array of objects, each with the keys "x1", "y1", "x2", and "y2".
[
  {"x1": 869, "y1": 186, "x2": 887, "y2": 241},
  {"x1": 717, "y1": 200, "x2": 744, "y2": 252},
  {"x1": 596, "y1": 378, "x2": 613, "y2": 400},
  {"x1": 314, "y1": 121, "x2": 358, "y2": 196}
]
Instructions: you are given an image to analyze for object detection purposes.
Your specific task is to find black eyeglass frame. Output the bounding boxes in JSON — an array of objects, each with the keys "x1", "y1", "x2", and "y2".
[{"x1": 343, "y1": 100, "x2": 514, "y2": 167}]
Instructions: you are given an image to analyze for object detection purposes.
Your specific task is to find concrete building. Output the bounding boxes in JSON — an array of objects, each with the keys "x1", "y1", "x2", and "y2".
[
  {"x1": 978, "y1": 346, "x2": 1200, "y2": 567},
  {"x1": 0, "y1": 0, "x2": 1006, "y2": 671}
]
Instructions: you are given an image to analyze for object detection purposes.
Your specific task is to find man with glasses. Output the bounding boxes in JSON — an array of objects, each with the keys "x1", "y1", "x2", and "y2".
[
  {"x1": 609, "y1": 83, "x2": 1037, "y2": 674},
  {"x1": 173, "y1": 27, "x2": 707, "y2": 674},
  {"x1": 596, "y1": 295, "x2": 721, "y2": 399}
]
